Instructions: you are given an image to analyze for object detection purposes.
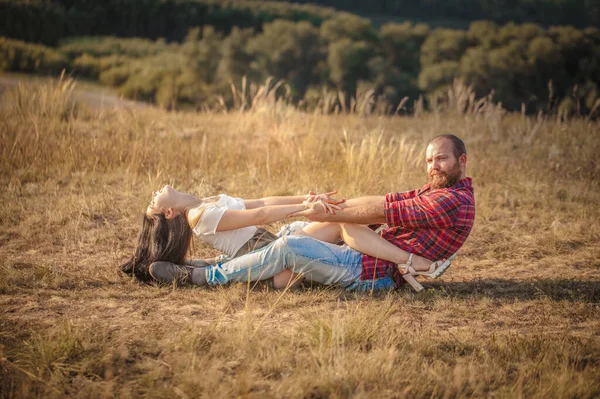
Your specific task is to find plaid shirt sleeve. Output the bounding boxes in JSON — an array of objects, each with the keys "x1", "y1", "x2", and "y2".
[
  {"x1": 386, "y1": 189, "x2": 419, "y2": 203},
  {"x1": 384, "y1": 190, "x2": 461, "y2": 229}
]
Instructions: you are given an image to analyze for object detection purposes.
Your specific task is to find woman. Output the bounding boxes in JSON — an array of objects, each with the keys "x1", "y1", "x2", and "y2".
[{"x1": 121, "y1": 185, "x2": 449, "y2": 291}]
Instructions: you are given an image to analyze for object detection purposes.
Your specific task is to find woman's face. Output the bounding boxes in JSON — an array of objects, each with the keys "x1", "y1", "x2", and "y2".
[{"x1": 147, "y1": 185, "x2": 181, "y2": 216}]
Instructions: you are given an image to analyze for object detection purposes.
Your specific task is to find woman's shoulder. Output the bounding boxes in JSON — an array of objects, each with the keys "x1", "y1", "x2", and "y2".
[
  {"x1": 202, "y1": 195, "x2": 223, "y2": 204},
  {"x1": 201, "y1": 194, "x2": 245, "y2": 209}
]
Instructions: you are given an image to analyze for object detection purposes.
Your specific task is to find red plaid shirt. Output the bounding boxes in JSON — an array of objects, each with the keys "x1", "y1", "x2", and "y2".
[{"x1": 361, "y1": 177, "x2": 475, "y2": 285}]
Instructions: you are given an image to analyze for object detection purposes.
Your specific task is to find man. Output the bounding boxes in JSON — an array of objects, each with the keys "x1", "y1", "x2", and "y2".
[{"x1": 195, "y1": 133, "x2": 475, "y2": 291}]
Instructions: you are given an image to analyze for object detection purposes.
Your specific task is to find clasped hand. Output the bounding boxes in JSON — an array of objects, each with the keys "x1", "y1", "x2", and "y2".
[{"x1": 288, "y1": 190, "x2": 347, "y2": 218}]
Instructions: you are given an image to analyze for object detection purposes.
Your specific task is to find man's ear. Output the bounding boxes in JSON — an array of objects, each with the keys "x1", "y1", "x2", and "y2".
[
  {"x1": 459, "y1": 154, "x2": 467, "y2": 167},
  {"x1": 165, "y1": 208, "x2": 176, "y2": 220}
]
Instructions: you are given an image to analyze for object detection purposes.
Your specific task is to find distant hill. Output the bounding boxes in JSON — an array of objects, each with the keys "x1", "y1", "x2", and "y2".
[{"x1": 259, "y1": 0, "x2": 600, "y2": 28}]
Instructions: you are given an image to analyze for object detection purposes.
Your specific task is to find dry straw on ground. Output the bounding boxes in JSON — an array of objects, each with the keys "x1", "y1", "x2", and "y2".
[{"x1": 0, "y1": 76, "x2": 599, "y2": 398}]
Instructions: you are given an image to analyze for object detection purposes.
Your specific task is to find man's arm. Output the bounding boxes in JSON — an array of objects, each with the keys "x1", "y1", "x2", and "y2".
[
  {"x1": 385, "y1": 191, "x2": 460, "y2": 229},
  {"x1": 387, "y1": 188, "x2": 420, "y2": 202},
  {"x1": 290, "y1": 196, "x2": 387, "y2": 224},
  {"x1": 291, "y1": 190, "x2": 461, "y2": 229}
]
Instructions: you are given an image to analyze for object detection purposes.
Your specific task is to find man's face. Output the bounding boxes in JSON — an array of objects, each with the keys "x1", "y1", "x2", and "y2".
[{"x1": 426, "y1": 139, "x2": 463, "y2": 189}]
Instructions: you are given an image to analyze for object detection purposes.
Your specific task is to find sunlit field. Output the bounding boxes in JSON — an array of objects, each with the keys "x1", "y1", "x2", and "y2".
[{"x1": 1, "y1": 76, "x2": 599, "y2": 398}]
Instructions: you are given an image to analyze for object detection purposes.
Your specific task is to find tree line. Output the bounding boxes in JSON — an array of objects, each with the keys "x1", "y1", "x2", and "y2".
[
  {"x1": 266, "y1": 0, "x2": 600, "y2": 29},
  {"x1": 0, "y1": 0, "x2": 341, "y2": 46},
  {"x1": 0, "y1": 0, "x2": 598, "y2": 115}
]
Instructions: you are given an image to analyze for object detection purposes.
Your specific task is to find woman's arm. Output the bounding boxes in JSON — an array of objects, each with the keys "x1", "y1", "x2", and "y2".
[
  {"x1": 215, "y1": 204, "x2": 308, "y2": 232},
  {"x1": 244, "y1": 191, "x2": 341, "y2": 209},
  {"x1": 244, "y1": 195, "x2": 308, "y2": 209},
  {"x1": 187, "y1": 200, "x2": 317, "y2": 232}
]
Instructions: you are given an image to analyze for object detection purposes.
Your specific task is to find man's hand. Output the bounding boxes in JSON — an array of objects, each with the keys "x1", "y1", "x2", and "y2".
[{"x1": 288, "y1": 199, "x2": 347, "y2": 220}]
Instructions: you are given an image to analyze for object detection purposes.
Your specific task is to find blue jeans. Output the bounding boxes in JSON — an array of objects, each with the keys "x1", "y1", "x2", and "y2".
[{"x1": 204, "y1": 236, "x2": 397, "y2": 292}]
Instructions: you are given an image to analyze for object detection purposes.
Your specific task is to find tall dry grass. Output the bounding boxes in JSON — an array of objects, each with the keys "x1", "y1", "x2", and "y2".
[{"x1": 0, "y1": 76, "x2": 599, "y2": 398}]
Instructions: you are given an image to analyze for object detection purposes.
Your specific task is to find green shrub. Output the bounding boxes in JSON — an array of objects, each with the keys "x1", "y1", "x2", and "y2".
[
  {"x1": 59, "y1": 36, "x2": 173, "y2": 60},
  {"x1": 72, "y1": 53, "x2": 130, "y2": 79},
  {"x1": 99, "y1": 65, "x2": 133, "y2": 87},
  {"x1": 0, "y1": 37, "x2": 67, "y2": 74}
]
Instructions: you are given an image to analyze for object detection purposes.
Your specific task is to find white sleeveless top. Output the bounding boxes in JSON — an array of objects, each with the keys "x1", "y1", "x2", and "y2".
[{"x1": 192, "y1": 194, "x2": 257, "y2": 257}]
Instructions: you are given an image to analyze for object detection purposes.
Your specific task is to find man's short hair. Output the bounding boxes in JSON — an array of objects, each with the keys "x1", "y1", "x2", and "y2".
[{"x1": 431, "y1": 134, "x2": 466, "y2": 158}]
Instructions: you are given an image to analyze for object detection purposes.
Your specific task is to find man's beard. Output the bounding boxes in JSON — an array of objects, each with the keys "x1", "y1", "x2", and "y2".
[{"x1": 429, "y1": 164, "x2": 461, "y2": 189}]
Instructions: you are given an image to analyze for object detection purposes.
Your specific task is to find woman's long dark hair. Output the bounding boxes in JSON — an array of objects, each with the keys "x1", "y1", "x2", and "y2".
[{"x1": 120, "y1": 213, "x2": 193, "y2": 282}]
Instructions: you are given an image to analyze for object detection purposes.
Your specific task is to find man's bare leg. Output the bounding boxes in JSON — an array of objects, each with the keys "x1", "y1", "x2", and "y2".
[
  {"x1": 273, "y1": 269, "x2": 302, "y2": 289},
  {"x1": 293, "y1": 222, "x2": 436, "y2": 271}
]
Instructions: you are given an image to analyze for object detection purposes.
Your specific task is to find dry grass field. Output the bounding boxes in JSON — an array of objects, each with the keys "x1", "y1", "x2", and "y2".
[{"x1": 0, "y1": 76, "x2": 599, "y2": 398}]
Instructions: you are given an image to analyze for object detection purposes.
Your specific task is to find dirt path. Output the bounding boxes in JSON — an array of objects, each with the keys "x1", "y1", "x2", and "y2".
[{"x1": 0, "y1": 74, "x2": 148, "y2": 109}]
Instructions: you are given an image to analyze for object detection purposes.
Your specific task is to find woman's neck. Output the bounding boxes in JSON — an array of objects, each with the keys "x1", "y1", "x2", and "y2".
[{"x1": 175, "y1": 193, "x2": 204, "y2": 214}]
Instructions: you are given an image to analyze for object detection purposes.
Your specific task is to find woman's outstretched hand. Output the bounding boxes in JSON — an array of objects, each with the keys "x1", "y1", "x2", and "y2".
[{"x1": 305, "y1": 190, "x2": 346, "y2": 207}]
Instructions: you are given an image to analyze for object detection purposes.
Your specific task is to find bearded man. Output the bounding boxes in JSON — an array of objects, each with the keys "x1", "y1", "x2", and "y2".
[{"x1": 199, "y1": 133, "x2": 475, "y2": 292}]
